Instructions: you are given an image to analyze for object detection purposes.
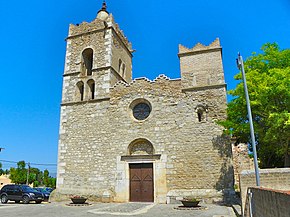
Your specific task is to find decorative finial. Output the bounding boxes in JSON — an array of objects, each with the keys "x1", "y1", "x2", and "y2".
[{"x1": 101, "y1": 1, "x2": 107, "y2": 11}]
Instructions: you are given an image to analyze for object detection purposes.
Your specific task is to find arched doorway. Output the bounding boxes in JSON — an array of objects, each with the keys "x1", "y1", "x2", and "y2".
[{"x1": 128, "y1": 139, "x2": 154, "y2": 202}]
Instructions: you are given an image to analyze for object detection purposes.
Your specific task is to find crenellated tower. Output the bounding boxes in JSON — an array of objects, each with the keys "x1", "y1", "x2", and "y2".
[
  {"x1": 178, "y1": 38, "x2": 225, "y2": 89},
  {"x1": 61, "y1": 2, "x2": 133, "y2": 103}
]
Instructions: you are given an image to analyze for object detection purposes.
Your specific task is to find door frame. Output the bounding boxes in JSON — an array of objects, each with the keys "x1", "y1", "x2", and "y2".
[{"x1": 115, "y1": 155, "x2": 167, "y2": 203}]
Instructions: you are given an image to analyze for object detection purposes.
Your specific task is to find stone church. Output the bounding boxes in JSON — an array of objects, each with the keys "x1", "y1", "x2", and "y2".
[{"x1": 56, "y1": 2, "x2": 234, "y2": 203}]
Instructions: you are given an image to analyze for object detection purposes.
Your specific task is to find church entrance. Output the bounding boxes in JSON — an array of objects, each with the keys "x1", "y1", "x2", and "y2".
[{"x1": 129, "y1": 163, "x2": 154, "y2": 202}]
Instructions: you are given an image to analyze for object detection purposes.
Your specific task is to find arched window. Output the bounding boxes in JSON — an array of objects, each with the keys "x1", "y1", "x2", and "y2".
[
  {"x1": 87, "y1": 79, "x2": 95, "y2": 100},
  {"x1": 76, "y1": 81, "x2": 84, "y2": 101},
  {"x1": 81, "y1": 48, "x2": 93, "y2": 76},
  {"x1": 196, "y1": 105, "x2": 207, "y2": 122},
  {"x1": 119, "y1": 59, "x2": 122, "y2": 73}
]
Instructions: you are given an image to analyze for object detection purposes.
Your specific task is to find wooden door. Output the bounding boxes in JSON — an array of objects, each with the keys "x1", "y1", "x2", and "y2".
[{"x1": 129, "y1": 163, "x2": 154, "y2": 202}]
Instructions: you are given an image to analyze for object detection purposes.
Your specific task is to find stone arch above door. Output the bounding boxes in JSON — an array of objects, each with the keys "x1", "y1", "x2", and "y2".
[{"x1": 128, "y1": 138, "x2": 154, "y2": 156}]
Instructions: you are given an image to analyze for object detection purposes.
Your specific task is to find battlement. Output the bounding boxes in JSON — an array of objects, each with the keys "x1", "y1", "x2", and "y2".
[
  {"x1": 178, "y1": 38, "x2": 225, "y2": 88},
  {"x1": 178, "y1": 38, "x2": 221, "y2": 57},
  {"x1": 111, "y1": 17, "x2": 132, "y2": 51},
  {"x1": 68, "y1": 17, "x2": 107, "y2": 37},
  {"x1": 112, "y1": 74, "x2": 180, "y2": 89},
  {"x1": 68, "y1": 14, "x2": 132, "y2": 51}
]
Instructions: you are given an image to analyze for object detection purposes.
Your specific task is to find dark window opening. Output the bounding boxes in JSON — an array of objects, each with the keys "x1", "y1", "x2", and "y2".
[
  {"x1": 87, "y1": 79, "x2": 95, "y2": 100},
  {"x1": 196, "y1": 105, "x2": 207, "y2": 122},
  {"x1": 119, "y1": 59, "x2": 122, "y2": 73},
  {"x1": 76, "y1": 81, "x2": 84, "y2": 101},
  {"x1": 81, "y1": 48, "x2": 93, "y2": 76},
  {"x1": 91, "y1": 83, "x2": 95, "y2": 99},
  {"x1": 198, "y1": 112, "x2": 202, "y2": 122}
]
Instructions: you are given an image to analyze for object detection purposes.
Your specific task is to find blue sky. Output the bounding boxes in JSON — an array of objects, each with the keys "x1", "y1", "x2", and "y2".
[{"x1": 0, "y1": 0, "x2": 289, "y2": 175}]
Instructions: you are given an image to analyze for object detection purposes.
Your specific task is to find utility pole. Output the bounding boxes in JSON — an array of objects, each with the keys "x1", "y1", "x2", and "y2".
[
  {"x1": 237, "y1": 53, "x2": 260, "y2": 186},
  {"x1": 26, "y1": 162, "x2": 31, "y2": 185}
]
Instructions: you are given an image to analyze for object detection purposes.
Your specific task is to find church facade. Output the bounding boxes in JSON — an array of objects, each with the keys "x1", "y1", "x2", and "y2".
[{"x1": 56, "y1": 3, "x2": 233, "y2": 203}]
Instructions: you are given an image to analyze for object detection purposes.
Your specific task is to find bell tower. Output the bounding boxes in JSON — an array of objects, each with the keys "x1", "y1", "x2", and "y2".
[{"x1": 61, "y1": 1, "x2": 133, "y2": 103}]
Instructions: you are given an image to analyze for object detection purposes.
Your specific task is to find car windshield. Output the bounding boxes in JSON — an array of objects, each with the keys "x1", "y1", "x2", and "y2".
[{"x1": 21, "y1": 185, "x2": 38, "y2": 192}]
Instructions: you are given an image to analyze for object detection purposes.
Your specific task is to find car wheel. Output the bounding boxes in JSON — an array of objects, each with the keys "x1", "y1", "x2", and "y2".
[
  {"x1": 15, "y1": 200, "x2": 20, "y2": 203},
  {"x1": 22, "y1": 196, "x2": 30, "y2": 204},
  {"x1": 35, "y1": 200, "x2": 42, "y2": 204},
  {"x1": 1, "y1": 195, "x2": 8, "y2": 204}
]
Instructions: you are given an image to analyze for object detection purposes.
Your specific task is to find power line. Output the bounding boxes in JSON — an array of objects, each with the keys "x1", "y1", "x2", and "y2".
[
  {"x1": 30, "y1": 162, "x2": 57, "y2": 166},
  {"x1": 0, "y1": 159, "x2": 57, "y2": 166}
]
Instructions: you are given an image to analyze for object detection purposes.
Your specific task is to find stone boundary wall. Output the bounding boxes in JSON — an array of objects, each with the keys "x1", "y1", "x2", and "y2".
[
  {"x1": 244, "y1": 187, "x2": 290, "y2": 217},
  {"x1": 239, "y1": 168, "x2": 290, "y2": 215},
  {"x1": 231, "y1": 143, "x2": 254, "y2": 190}
]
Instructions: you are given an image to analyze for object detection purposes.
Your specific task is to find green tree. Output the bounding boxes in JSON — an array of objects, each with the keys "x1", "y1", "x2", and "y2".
[
  {"x1": 9, "y1": 161, "x2": 27, "y2": 184},
  {"x1": 42, "y1": 169, "x2": 56, "y2": 188},
  {"x1": 48, "y1": 177, "x2": 56, "y2": 188},
  {"x1": 8, "y1": 162, "x2": 56, "y2": 187},
  {"x1": 29, "y1": 167, "x2": 41, "y2": 186},
  {"x1": 43, "y1": 169, "x2": 49, "y2": 186},
  {"x1": 221, "y1": 43, "x2": 290, "y2": 168}
]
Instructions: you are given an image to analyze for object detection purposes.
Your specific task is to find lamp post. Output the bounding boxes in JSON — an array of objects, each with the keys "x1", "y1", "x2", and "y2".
[
  {"x1": 0, "y1": 148, "x2": 4, "y2": 152},
  {"x1": 236, "y1": 53, "x2": 260, "y2": 186},
  {"x1": 26, "y1": 162, "x2": 31, "y2": 185}
]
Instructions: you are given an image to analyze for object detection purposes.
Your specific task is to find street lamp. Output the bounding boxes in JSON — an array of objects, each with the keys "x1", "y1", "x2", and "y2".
[
  {"x1": 0, "y1": 148, "x2": 4, "y2": 152},
  {"x1": 26, "y1": 162, "x2": 31, "y2": 185},
  {"x1": 236, "y1": 53, "x2": 260, "y2": 186}
]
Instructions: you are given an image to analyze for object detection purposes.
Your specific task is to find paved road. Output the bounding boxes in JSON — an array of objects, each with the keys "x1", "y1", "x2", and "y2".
[{"x1": 0, "y1": 201, "x2": 236, "y2": 217}]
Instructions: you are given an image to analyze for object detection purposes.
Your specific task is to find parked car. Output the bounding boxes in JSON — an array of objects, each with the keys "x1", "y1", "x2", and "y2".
[
  {"x1": 34, "y1": 187, "x2": 51, "y2": 201},
  {"x1": 43, "y1": 187, "x2": 54, "y2": 193},
  {"x1": 0, "y1": 184, "x2": 44, "y2": 204}
]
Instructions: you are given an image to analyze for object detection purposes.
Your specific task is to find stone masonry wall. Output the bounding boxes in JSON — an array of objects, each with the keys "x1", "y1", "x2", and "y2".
[
  {"x1": 232, "y1": 143, "x2": 254, "y2": 190},
  {"x1": 239, "y1": 168, "x2": 290, "y2": 214},
  {"x1": 244, "y1": 187, "x2": 290, "y2": 217}
]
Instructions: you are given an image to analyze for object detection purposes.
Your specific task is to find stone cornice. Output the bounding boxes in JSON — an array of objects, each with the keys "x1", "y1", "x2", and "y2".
[
  {"x1": 61, "y1": 97, "x2": 110, "y2": 106},
  {"x1": 110, "y1": 67, "x2": 127, "y2": 83},
  {"x1": 182, "y1": 83, "x2": 227, "y2": 92},
  {"x1": 63, "y1": 72, "x2": 80, "y2": 77},
  {"x1": 121, "y1": 154, "x2": 161, "y2": 161},
  {"x1": 63, "y1": 66, "x2": 122, "y2": 77},
  {"x1": 178, "y1": 47, "x2": 222, "y2": 58}
]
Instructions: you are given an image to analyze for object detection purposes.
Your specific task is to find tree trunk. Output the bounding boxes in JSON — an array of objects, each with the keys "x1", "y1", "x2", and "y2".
[{"x1": 284, "y1": 153, "x2": 290, "y2": 167}]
